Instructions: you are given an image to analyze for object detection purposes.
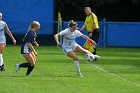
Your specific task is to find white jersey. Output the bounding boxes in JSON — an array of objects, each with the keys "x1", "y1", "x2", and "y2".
[
  {"x1": 59, "y1": 28, "x2": 83, "y2": 48},
  {"x1": 0, "y1": 21, "x2": 6, "y2": 43}
]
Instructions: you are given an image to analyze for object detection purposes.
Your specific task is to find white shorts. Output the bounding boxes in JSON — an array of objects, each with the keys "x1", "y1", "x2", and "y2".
[
  {"x1": 63, "y1": 43, "x2": 80, "y2": 55},
  {"x1": 21, "y1": 43, "x2": 32, "y2": 54},
  {"x1": 0, "y1": 36, "x2": 6, "y2": 44}
]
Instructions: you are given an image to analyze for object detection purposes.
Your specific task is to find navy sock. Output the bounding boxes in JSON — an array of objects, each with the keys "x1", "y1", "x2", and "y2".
[
  {"x1": 0, "y1": 64, "x2": 4, "y2": 68},
  {"x1": 19, "y1": 62, "x2": 30, "y2": 68},
  {"x1": 2, "y1": 64, "x2": 4, "y2": 67},
  {"x1": 0, "y1": 64, "x2": 5, "y2": 71},
  {"x1": 26, "y1": 66, "x2": 34, "y2": 75}
]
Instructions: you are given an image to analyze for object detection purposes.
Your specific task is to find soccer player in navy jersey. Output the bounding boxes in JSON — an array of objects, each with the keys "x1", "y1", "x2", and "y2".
[{"x1": 16, "y1": 21, "x2": 40, "y2": 76}]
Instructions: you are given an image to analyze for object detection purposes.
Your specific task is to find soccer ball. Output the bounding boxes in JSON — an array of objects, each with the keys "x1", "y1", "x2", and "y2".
[{"x1": 86, "y1": 53, "x2": 95, "y2": 61}]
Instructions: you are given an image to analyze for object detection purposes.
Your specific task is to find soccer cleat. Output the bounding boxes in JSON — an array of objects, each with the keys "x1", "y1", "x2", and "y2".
[
  {"x1": 25, "y1": 74, "x2": 30, "y2": 77},
  {"x1": 0, "y1": 65, "x2": 5, "y2": 71},
  {"x1": 94, "y1": 55, "x2": 100, "y2": 61},
  {"x1": 0, "y1": 67, "x2": 5, "y2": 71},
  {"x1": 16, "y1": 64, "x2": 20, "y2": 73},
  {"x1": 77, "y1": 73, "x2": 83, "y2": 78}
]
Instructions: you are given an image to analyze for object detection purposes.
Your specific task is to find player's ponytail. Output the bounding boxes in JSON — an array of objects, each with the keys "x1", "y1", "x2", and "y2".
[
  {"x1": 68, "y1": 20, "x2": 77, "y2": 27},
  {"x1": 27, "y1": 21, "x2": 40, "y2": 32},
  {"x1": 27, "y1": 24, "x2": 32, "y2": 32}
]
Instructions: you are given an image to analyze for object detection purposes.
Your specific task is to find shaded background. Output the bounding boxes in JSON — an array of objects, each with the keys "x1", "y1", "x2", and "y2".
[
  {"x1": 55, "y1": 0, "x2": 140, "y2": 22},
  {"x1": 0, "y1": 0, "x2": 140, "y2": 46}
]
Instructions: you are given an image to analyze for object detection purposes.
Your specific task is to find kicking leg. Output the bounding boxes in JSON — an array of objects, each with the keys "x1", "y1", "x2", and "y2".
[
  {"x1": 75, "y1": 45, "x2": 97, "y2": 60},
  {"x1": 75, "y1": 45, "x2": 93, "y2": 55}
]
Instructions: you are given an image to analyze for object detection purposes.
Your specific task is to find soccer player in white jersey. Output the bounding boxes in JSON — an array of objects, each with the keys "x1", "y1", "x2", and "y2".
[
  {"x1": 0, "y1": 12, "x2": 16, "y2": 71},
  {"x1": 54, "y1": 20, "x2": 100, "y2": 77}
]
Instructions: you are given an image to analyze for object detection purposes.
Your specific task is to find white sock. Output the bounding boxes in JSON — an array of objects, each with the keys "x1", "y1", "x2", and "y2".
[
  {"x1": 0, "y1": 54, "x2": 3, "y2": 66},
  {"x1": 74, "y1": 61, "x2": 81, "y2": 74}
]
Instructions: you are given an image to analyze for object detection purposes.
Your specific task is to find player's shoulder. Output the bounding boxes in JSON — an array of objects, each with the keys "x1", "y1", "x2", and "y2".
[
  {"x1": 64, "y1": 28, "x2": 70, "y2": 32},
  {"x1": 27, "y1": 30, "x2": 35, "y2": 35},
  {"x1": 0, "y1": 20, "x2": 6, "y2": 25},
  {"x1": 75, "y1": 30, "x2": 81, "y2": 33},
  {"x1": 61, "y1": 28, "x2": 70, "y2": 33},
  {"x1": 75, "y1": 30, "x2": 83, "y2": 34},
  {"x1": 91, "y1": 13, "x2": 97, "y2": 17}
]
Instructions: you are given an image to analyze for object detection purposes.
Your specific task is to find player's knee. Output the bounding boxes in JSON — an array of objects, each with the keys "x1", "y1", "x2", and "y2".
[
  {"x1": 0, "y1": 50, "x2": 3, "y2": 54},
  {"x1": 30, "y1": 62, "x2": 36, "y2": 67},
  {"x1": 74, "y1": 56, "x2": 78, "y2": 61}
]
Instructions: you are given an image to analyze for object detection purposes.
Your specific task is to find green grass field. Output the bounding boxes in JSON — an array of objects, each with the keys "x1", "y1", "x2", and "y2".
[{"x1": 0, "y1": 46, "x2": 140, "y2": 93}]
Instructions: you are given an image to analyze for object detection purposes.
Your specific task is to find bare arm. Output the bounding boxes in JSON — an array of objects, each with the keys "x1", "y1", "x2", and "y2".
[
  {"x1": 54, "y1": 33, "x2": 60, "y2": 45},
  {"x1": 4, "y1": 23, "x2": 16, "y2": 45},
  {"x1": 34, "y1": 41, "x2": 39, "y2": 47},
  {"x1": 81, "y1": 34, "x2": 96, "y2": 45},
  {"x1": 28, "y1": 43, "x2": 37, "y2": 56},
  {"x1": 79, "y1": 25, "x2": 86, "y2": 32}
]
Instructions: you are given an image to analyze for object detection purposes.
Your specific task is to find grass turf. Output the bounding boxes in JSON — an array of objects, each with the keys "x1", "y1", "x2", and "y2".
[{"x1": 0, "y1": 46, "x2": 140, "y2": 93}]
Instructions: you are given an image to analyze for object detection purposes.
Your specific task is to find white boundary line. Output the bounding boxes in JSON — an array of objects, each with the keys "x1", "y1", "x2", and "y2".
[
  {"x1": 92, "y1": 63, "x2": 140, "y2": 87},
  {"x1": 79, "y1": 56, "x2": 140, "y2": 87},
  {"x1": 57, "y1": 47, "x2": 140, "y2": 87}
]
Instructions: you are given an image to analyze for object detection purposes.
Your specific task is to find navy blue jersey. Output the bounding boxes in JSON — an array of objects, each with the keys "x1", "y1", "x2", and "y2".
[
  {"x1": 22, "y1": 30, "x2": 36, "y2": 44},
  {"x1": 21, "y1": 30, "x2": 36, "y2": 54}
]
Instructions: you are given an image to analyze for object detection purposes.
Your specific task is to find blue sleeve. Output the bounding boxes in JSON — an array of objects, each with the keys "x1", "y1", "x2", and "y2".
[{"x1": 27, "y1": 32, "x2": 34, "y2": 43}]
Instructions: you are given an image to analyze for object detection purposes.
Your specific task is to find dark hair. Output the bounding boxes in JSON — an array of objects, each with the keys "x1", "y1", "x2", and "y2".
[{"x1": 68, "y1": 20, "x2": 77, "y2": 27}]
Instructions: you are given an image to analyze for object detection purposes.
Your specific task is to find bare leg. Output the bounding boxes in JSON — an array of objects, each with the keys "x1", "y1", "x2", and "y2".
[
  {"x1": 67, "y1": 51, "x2": 83, "y2": 77},
  {"x1": 0, "y1": 43, "x2": 6, "y2": 71},
  {"x1": 18, "y1": 53, "x2": 36, "y2": 76},
  {"x1": 23, "y1": 53, "x2": 36, "y2": 66},
  {"x1": 75, "y1": 45, "x2": 93, "y2": 55}
]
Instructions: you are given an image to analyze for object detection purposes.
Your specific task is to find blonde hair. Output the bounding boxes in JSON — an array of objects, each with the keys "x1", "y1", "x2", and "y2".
[
  {"x1": 0, "y1": 12, "x2": 2, "y2": 16},
  {"x1": 28, "y1": 21, "x2": 40, "y2": 31}
]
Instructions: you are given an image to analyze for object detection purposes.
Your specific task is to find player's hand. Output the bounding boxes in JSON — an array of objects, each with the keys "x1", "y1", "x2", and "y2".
[
  {"x1": 89, "y1": 32, "x2": 92, "y2": 37},
  {"x1": 57, "y1": 43, "x2": 62, "y2": 48},
  {"x1": 36, "y1": 43, "x2": 39, "y2": 48},
  {"x1": 91, "y1": 40, "x2": 96, "y2": 46},
  {"x1": 13, "y1": 39, "x2": 16, "y2": 45}
]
